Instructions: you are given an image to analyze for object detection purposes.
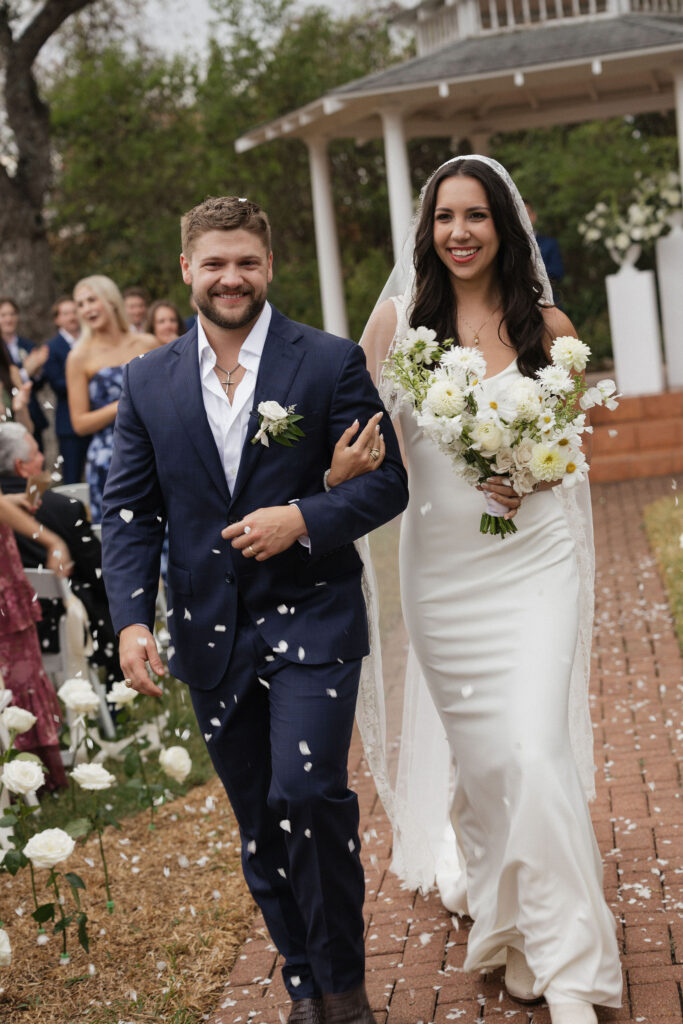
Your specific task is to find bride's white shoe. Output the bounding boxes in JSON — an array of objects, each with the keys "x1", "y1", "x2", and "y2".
[
  {"x1": 504, "y1": 947, "x2": 541, "y2": 1004},
  {"x1": 548, "y1": 1003, "x2": 598, "y2": 1024}
]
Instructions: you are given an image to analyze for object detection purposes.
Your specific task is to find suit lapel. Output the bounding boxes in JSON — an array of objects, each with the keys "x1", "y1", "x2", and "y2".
[
  {"x1": 166, "y1": 327, "x2": 231, "y2": 506},
  {"x1": 229, "y1": 309, "x2": 305, "y2": 508}
]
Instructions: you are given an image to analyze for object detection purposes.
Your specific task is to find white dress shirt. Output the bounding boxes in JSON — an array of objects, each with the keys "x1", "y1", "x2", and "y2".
[
  {"x1": 6, "y1": 336, "x2": 29, "y2": 381},
  {"x1": 197, "y1": 302, "x2": 272, "y2": 494},
  {"x1": 59, "y1": 328, "x2": 78, "y2": 347}
]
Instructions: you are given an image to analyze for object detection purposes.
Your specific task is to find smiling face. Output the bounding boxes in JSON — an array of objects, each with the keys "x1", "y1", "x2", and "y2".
[
  {"x1": 54, "y1": 300, "x2": 80, "y2": 338},
  {"x1": 74, "y1": 285, "x2": 114, "y2": 333},
  {"x1": 153, "y1": 304, "x2": 183, "y2": 345},
  {"x1": 0, "y1": 302, "x2": 19, "y2": 341},
  {"x1": 433, "y1": 175, "x2": 500, "y2": 287},
  {"x1": 180, "y1": 229, "x2": 272, "y2": 332}
]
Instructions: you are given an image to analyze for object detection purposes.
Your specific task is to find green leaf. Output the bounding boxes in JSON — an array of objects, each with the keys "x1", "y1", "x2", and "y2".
[
  {"x1": 32, "y1": 902, "x2": 56, "y2": 923},
  {"x1": 77, "y1": 913, "x2": 90, "y2": 953},
  {"x1": 3, "y1": 849, "x2": 26, "y2": 875},
  {"x1": 65, "y1": 872, "x2": 86, "y2": 891},
  {"x1": 13, "y1": 752, "x2": 44, "y2": 765},
  {"x1": 54, "y1": 915, "x2": 74, "y2": 934},
  {"x1": 65, "y1": 818, "x2": 91, "y2": 839},
  {"x1": 0, "y1": 813, "x2": 18, "y2": 828}
]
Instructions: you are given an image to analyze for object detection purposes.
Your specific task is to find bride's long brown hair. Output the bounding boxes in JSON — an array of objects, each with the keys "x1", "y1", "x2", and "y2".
[{"x1": 410, "y1": 159, "x2": 551, "y2": 378}]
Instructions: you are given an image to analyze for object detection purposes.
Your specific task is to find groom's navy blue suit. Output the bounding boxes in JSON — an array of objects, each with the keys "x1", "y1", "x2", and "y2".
[{"x1": 101, "y1": 308, "x2": 408, "y2": 999}]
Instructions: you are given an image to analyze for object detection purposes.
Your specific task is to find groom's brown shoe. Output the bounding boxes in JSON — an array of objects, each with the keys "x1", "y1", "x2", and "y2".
[
  {"x1": 288, "y1": 997, "x2": 325, "y2": 1023},
  {"x1": 322, "y1": 984, "x2": 373, "y2": 1024}
]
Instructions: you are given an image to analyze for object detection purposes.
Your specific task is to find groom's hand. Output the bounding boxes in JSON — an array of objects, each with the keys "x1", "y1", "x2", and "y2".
[
  {"x1": 222, "y1": 505, "x2": 307, "y2": 561},
  {"x1": 119, "y1": 625, "x2": 165, "y2": 697}
]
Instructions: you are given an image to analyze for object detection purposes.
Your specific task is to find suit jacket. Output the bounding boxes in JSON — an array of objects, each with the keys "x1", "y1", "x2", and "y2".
[
  {"x1": 43, "y1": 332, "x2": 78, "y2": 437},
  {"x1": 8, "y1": 336, "x2": 49, "y2": 436},
  {"x1": 102, "y1": 308, "x2": 408, "y2": 690}
]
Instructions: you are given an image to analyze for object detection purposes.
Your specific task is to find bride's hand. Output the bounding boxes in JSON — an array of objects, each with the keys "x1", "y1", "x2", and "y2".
[
  {"x1": 479, "y1": 477, "x2": 523, "y2": 520},
  {"x1": 327, "y1": 412, "x2": 385, "y2": 487}
]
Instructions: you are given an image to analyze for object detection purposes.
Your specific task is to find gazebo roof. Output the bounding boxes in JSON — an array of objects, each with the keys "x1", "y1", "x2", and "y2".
[{"x1": 236, "y1": 12, "x2": 683, "y2": 151}]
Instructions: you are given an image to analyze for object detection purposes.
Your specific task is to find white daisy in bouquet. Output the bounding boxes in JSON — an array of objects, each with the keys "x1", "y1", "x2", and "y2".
[{"x1": 385, "y1": 331, "x2": 619, "y2": 537}]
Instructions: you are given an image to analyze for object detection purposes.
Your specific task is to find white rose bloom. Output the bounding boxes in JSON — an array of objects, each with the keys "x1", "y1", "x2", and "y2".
[
  {"x1": 159, "y1": 746, "x2": 192, "y2": 784},
  {"x1": 107, "y1": 680, "x2": 138, "y2": 710},
  {"x1": 455, "y1": 462, "x2": 481, "y2": 485},
  {"x1": 424, "y1": 379, "x2": 465, "y2": 418},
  {"x1": 471, "y1": 419, "x2": 504, "y2": 455},
  {"x1": 510, "y1": 467, "x2": 537, "y2": 495},
  {"x1": 614, "y1": 232, "x2": 630, "y2": 251},
  {"x1": 58, "y1": 679, "x2": 100, "y2": 715},
  {"x1": 71, "y1": 763, "x2": 116, "y2": 791},
  {"x1": 513, "y1": 436, "x2": 536, "y2": 468},
  {"x1": 494, "y1": 448, "x2": 514, "y2": 474},
  {"x1": 0, "y1": 705, "x2": 37, "y2": 734},
  {"x1": 23, "y1": 828, "x2": 75, "y2": 870},
  {"x1": 258, "y1": 400, "x2": 288, "y2": 423},
  {"x1": 0, "y1": 928, "x2": 10, "y2": 967},
  {"x1": 2, "y1": 759, "x2": 45, "y2": 796},
  {"x1": 506, "y1": 378, "x2": 542, "y2": 420},
  {"x1": 584, "y1": 228, "x2": 601, "y2": 243},
  {"x1": 537, "y1": 365, "x2": 574, "y2": 396},
  {"x1": 550, "y1": 336, "x2": 591, "y2": 373}
]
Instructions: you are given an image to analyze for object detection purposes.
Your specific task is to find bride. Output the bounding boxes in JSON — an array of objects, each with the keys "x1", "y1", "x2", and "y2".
[{"x1": 334, "y1": 156, "x2": 622, "y2": 1023}]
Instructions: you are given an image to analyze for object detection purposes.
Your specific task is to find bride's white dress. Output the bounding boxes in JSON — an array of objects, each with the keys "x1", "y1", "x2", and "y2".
[{"x1": 395, "y1": 358, "x2": 622, "y2": 1007}]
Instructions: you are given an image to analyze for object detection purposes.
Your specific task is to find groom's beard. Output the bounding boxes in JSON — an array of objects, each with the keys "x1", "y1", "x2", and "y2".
[{"x1": 194, "y1": 289, "x2": 266, "y2": 331}]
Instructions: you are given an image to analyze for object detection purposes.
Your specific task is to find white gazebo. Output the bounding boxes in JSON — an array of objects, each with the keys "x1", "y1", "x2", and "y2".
[{"x1": 236, "y1": 0, "x2": 683, "y2": 344}]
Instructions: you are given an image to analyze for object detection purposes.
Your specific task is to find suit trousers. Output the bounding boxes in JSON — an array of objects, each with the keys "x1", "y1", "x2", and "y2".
[
  {"x1": 189, "y1": 603, "x2": 365, "y2": 1000},
  {"x1": 58, "y1": 434, "x2": 91, "y2": 485}
]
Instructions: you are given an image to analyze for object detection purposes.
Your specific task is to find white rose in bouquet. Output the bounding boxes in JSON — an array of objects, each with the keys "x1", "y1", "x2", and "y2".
[
  {"x1": 471, "y1": 419, "x2": 504, "y2": 455},
  {"x1": 0, "y1": 928, "x2": 10, "y2": 967},
  {"x1": 107, "y1": 680, "x2": 138, "y2": 710},
  {"x1": 424, "y1": 379, "x2": 465, "y2": 418},
  {"x1": 2, "y1": 759, "x2": 45, "y2": 795},
  {"x1": 550, "y1": 336, "x2": 591, "y2": 373},
  {"x1": 505, "y1": 377, "x2": 541, "y2": 420},
  {"x1": 513, "y1": 436, "x2": 536, "y2": 469},
  {"x1": 71, "y1": 763, "x2": 116, "y2": 791},
  {"x1": 0, "y1": 705, "x2": 37, "y2": 734},
  {"x1": 23, "y1": 828, "x2": 75, "y2": 869},
  {"x1": 58, "y1": 678, "x2": 100, "y2": 715},
  {"x1": 159, "y1": 746, "x2": 192, "y2": 784}
]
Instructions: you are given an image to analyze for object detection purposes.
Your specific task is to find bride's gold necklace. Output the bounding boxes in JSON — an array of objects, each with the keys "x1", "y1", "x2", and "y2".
[{"x1": 457, "y1": 303, "x2": 501, "y2": 346}]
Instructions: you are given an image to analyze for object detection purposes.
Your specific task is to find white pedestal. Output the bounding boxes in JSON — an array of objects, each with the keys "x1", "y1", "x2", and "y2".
[
  {"x1": 605, "y1": 263, "x2": 664, "y2": 396},
  {"x1": 655, "y1": 222, "x2": 683, "y2": 389}
]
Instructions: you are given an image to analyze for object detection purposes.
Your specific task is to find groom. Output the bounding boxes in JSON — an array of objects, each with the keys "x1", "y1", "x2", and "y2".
[{"x1": 101, "y1": 196, "x2": 408, "y2": 1024}]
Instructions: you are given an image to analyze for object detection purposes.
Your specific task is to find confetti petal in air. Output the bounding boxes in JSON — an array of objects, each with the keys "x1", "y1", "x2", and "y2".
[
  {"x1": 119, "y1": 509, "x2": 134, "y2": 523},
  {"x1": 299, "y1": 741, "x2": 311, "y2": 756},
  {"x1": 280, "y1": 820, "x2": 292, "y2": 833}
]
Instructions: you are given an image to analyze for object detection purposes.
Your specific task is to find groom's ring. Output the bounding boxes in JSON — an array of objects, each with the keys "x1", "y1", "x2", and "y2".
[
  {"x1": 124, "y1": 678, "x2": 134, "y2": 688},
  {"x1": 369, "y1": 447, "x2": 381, "y2": 461},
  {"x1": 247, "y1": 544, "x2": 255, "y2": 556}
]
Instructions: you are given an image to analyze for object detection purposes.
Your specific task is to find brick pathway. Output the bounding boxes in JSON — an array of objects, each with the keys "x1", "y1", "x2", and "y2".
[{"x1": 211, "y1": 475, "x2": 683, "y2": 1024}]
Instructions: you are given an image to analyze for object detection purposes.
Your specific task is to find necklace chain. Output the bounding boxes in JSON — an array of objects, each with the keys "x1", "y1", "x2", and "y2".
[
  {"x1": 214, "y1": 360, "x2": 241, "y2": 393},
  {"x1": 457, "y1": 304, "x2": 501, "y2": 346}
]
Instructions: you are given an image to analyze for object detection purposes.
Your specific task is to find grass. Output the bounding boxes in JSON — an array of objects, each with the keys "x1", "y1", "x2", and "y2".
[{"x1": 643, "y1": 493, "x2": 683, "y2": 650}]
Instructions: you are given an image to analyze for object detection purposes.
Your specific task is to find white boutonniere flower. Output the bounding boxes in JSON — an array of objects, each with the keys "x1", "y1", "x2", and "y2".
[{"x1": 251, "y1": 400, "x2": 305, "y2": 447}]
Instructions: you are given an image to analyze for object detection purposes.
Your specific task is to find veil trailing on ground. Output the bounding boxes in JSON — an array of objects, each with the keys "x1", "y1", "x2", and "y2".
[{"x1": 357, "y1": 155, "x2": 597, "y2": 895}]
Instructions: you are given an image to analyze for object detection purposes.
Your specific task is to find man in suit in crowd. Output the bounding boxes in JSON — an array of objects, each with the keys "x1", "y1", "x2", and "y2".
[
  {"x1": 102, "y1": 196, "x2": 408, "y2": 1024},
  {"x1": 0, "y1": 421, "x2": 120, "y2": 686},
  {"x1": 43, "y1": 295, "x2": 91, "y2": 484},
  {"x1": 122, "y1": 286, "x2": 150, "y2": 332},
  {"x1": 0, "y1": 297, "x2": 49, "y2": 450}
]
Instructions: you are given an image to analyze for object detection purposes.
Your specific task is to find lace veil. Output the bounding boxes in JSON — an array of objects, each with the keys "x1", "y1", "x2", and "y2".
[{"x1": 356, "y1": 155, "x2": 597, "y2": 894}]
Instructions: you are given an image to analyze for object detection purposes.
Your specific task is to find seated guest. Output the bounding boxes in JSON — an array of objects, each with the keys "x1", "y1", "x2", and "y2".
[
  {"x1": 122, "y1": 286, "x2": 150, "y2": 333},
  {"x1": 0, "y1": 489, "x2": 69, "y2": 789},
  {"x1": 146, "y1": 299, "x2": 186, "y2": 346},
  {"x1": 0, "y1": 297, "x2": 49, "y2": 451},
  {"x1": 0, "y1": 340, "x2": 33, "y2": 433},
  {"x1": 43, "y1": 295, "x2": 91, "y2": 484},
  {"x1": 0, "y1": 422, "x2": 121, "y2": 689}
]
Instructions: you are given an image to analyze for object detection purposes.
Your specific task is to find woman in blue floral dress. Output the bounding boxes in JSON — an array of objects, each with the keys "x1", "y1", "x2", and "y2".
[{"x1": 66, "y1": 276, "x2": 155, "y2": 522}]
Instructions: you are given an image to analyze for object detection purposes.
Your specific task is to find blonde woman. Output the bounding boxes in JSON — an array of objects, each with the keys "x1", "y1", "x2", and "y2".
[{"x1": 66, "y1": 276, "x2": 155, "y2": 521}]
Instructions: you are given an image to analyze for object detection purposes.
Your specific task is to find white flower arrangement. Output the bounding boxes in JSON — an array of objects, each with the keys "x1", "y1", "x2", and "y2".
[
  {"x1": 0, "y1": 705, "x2": 37, "y2": 735},
  {"x1": 71, "y1": 763, "x2": 116, "y2": 791},
  {"x1": 251, "y1": 400, "x2": 304, "y2": 448},
  {"x1": 159, "y1": 746, "x2": 192, "y2": 784},
  {"x1": 23, "y1": 828, "x2": 75, "y2": 869},
  {"x1": 578, "y1": 170, "x2": 682, "y2": 265},
  {"x1": 106, "y1": 680, "x2": 138, "y2": 709},
  {"x1": 385, "y1": 331, "x2": 619, "y2": 537},
  {"x1": 1, "y1": 758, "x2": 46, "y2": 795},
  {"x1": 58, "y1": 678, "x2": 100, "y2": 716}
]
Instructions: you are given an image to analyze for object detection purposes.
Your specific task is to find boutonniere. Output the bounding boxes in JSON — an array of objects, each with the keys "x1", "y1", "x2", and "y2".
[{"x1": 251, "y1": 400, "x2": 305, "y2": 447}]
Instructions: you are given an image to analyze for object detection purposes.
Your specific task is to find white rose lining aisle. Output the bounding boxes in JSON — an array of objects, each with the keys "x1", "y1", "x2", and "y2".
[{"x1": 0, "y1": 774, "x2": 255, "y2": 1022}]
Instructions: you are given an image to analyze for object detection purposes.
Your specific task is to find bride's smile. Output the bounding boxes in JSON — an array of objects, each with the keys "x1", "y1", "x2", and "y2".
[{"x1": 433, "y1": 175, "x2": 500, "y2": 284}]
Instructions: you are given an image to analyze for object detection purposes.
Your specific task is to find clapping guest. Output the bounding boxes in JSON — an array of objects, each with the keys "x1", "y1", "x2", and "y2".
[
  {"x1": 122, "y1": 286, "x2": 150, "y2": 333},
  {"x1": 146, "y1": 300, "x2": 186, "y2": 346},
  {"x1": 0, "y1": 489, "x2": 71, "y2": 789},
  {"x1": 42, "y1": 296, "x2": 90, "y2": 485},
  {"x1": 66, "y1": 276, "x2": 155, "y2": 522},
  {"x1": 0, "y1": 298, "x2": 49, "y2": 451},
  {"x1": 0, "y1": 341, "x2": 33, "y2": 433}
]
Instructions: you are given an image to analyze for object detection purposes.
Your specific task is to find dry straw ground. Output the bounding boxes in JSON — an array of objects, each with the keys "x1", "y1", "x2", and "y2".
[{"x1": 0, "y1": 776, "x2": 255, "y2": 1023}]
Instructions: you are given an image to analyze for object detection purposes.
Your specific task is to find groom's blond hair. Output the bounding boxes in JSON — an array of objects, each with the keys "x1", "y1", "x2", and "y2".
[{"x1": 181, "y1": 196, "x2": 271, "y2": 257}]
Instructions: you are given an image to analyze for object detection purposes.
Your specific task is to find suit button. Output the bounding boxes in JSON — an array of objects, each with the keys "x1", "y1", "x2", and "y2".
[{"x1": 225, "y1": 573, "x2": 235, "y2": 584}]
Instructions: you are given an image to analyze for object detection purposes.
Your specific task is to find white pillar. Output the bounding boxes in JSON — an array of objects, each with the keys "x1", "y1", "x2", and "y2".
[
  {"x1": 605, "y1": 261, "x2": 665, "y2": 396},
  {"x1": 675, "y1": 69, "x2": 683, "y2": 192},
  {"x1": 656, "y1": 215, "x2": 683, "y2": 388},
  {"x1": 306, "y1": 136, "x2": 349, "y2": 338},
  {"x1": 381, "y1": 109, "x2": 414, "y2": 261}
]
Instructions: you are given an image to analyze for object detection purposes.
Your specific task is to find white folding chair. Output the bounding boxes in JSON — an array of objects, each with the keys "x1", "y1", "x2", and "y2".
[{"x1": 23, "y1": 569, "x2": 116, "y2": 748}]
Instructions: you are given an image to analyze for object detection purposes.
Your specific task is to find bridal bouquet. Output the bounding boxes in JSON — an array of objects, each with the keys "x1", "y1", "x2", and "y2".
[{"x1": 385, "y1": 328, "x2": 618, "y2": 538}]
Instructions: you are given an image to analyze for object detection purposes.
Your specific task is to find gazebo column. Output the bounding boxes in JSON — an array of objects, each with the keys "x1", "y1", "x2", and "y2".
[
  {"x1": 470, "y1": 132, "x2": 490, "y2": 155},
  {"x1": 381, "y1": 109, "x2": 414, "y2": 260},
  {"x1": 676, "y1": 68, "x2": 683, "y2": 189},
  {"x1": 306, "y1": 135, "x2": 349, "y2": 338},
  {"x1": 655, "y1": 68, "x2": 683, "y2": 388}
]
